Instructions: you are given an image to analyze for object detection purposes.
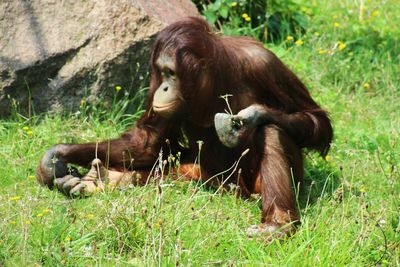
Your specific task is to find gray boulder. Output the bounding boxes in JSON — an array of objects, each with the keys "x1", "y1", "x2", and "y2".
[{"x1": 0, "y1": 0, "x2": 199, "y2": 117}]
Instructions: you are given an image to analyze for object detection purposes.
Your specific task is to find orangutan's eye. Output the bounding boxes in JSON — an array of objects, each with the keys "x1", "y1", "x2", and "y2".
[{"x1": 163, "y1": 68, "x2": 175, "y2": 79}]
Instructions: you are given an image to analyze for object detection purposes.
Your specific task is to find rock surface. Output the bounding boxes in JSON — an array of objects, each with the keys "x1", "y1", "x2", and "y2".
[{"x1": 0, "y1": 0, "x2": 198, "y2": 117}]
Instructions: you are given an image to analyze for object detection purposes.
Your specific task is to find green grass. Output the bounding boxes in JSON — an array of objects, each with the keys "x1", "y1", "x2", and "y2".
[{"x1": 1, "y1": 0, "x2": 399, "y2": 265}]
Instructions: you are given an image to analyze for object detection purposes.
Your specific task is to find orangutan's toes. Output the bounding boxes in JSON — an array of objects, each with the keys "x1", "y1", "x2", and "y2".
[{"x1": 246, "y1": 223, "x2": 294, "y2": 241}]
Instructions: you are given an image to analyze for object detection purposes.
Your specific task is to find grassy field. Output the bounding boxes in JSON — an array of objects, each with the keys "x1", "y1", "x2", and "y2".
[{"x1": 0, "y1": 0, "x2": 399, "y2": 266}]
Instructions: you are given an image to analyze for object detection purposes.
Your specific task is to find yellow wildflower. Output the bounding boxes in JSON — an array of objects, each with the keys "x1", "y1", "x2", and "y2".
[
  {"x1": 22, "y1": 126, "x2": 30, "y2": 131},
  {"x1": 9, "y1": 196, "x2": 21, "y2": 201},
  {"x1": 27, "y1": 130, "x2": 33, "y2": 137},
  {"x1": 79, "y1": 99, "x2": 86, "y2": 109},
  {"x1": 37, "y1": 213, "x2": 44, "y2": 217},
  {"x1": 108, "y1": 181, "x2": 117, "y2": 190},
  {"x1": 286, "y1": 35, "x2": 294, "y2": 41},
  {"x1": 300, "y1": 7, "x2": 310, "y2": 14},
  {"x1": 318, "y1": 49, "x2": 328, "y2": 54},
  {"x1": 337, "y1": 41, "x2": 346, "y2": 51},
  {"x1": 27, "y1": 175, "x2": 35, "y2": 180},
  {"x1": 363, "y1": 83, "x2": 370, "y2": 89},
  {"x1": 154, "y1": 219, "x2": 163, "y2": 229},
  {"x1": 245, "y1": 17, "x2": 251, "y2": 22},
  {"x1": 242, "y1": 13, "x2": 249, "y2": 19},
  {"x1": 371, "y1": 10, "x2": 379, "y2": 17},
  {"x1": 115, "y1": 85, "x2": 122, "y2": 92},
  {"x1": 42, "y1": 209, "x2": 51, "y2": 214},
  {"x1": 359, "y1": 185, "x2": 366, "y2": 193},
  {"x1": 325, "y1": 155, "x2": 332, "y2": 161},
  {"x1": 231, "y1": 2, "x2": 237, "y2": 7},
  {"x1": 314, "y1": 32, "x2": 320, "y2": 37},
  {"x1": 295, "y1": 39, "x2": 304, "y2": 46},
  {"x1": 65, "y1": 236, "x2": 72, "y2": 241},
  {"x1": 333, "y1": 22, "x2": 341, "y2": 28},
  {"x1": 10, "y1": 220, "x2": 16, "y2": 225}
]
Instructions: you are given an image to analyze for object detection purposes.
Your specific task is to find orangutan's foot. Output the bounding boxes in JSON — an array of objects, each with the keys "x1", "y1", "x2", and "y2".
[
  {"x1": 214, "y1": 105, "x2": 266, "y2": 147},
  {"x1": 246, "y1": 223, "x2": 295, "y2": 241}
]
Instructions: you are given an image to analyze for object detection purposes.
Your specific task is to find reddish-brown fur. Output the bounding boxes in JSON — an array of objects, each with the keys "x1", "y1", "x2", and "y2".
[{"x1": 37, "y1": 17, "x2": 333, "y2": 230}]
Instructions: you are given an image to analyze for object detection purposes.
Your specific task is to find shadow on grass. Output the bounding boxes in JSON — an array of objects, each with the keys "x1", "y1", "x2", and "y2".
[
  {"x1": 298, "y1": 156, "x2": 341, "y2": 208},
  {"x1": 179, "y1": 153, "x2": 341, "y2": 213}
]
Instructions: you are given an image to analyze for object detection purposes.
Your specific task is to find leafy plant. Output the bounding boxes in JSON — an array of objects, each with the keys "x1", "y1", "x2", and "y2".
[{"x1": 194, "y1": 0, "x2": 309, "y2": 43}]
